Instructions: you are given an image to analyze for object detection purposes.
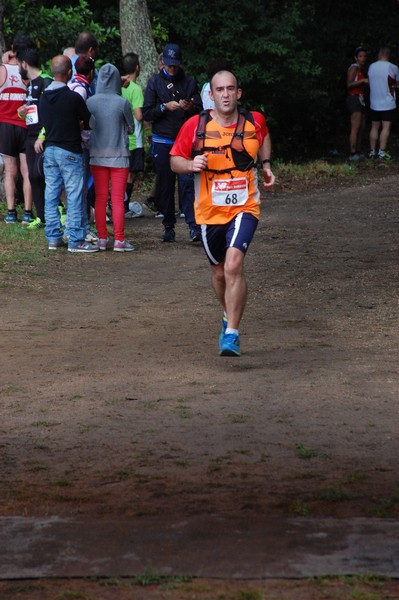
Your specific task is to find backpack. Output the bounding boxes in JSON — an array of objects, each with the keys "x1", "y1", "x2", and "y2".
[
  {"x1": 192, "y1": 108, "x2": 256, "y2": 174},
  {"x1": 69, "y1": 78, "x2": 92, "y2": 100}
]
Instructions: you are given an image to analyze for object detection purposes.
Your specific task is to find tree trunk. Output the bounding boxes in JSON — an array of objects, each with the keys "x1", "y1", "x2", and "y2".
[
  {"x1": 0, "y1": 0, "x2": 6, "y2": 56},
  {"x1": 119, "y1": 0, "x2": 158, "y2": 89}
]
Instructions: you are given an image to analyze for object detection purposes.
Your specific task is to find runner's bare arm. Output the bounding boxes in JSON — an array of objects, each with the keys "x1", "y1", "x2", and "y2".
[
  {"x1": 258, "y1": 132, "x2": 275, "y2": 189},
  {"x1": 170, "y1": 153, "x2": 208, "y2": 174}
]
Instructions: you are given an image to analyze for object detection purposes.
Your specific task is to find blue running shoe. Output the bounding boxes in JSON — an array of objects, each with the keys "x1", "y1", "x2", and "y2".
[
  {"x1": 219, "y1": 333, "x2": 241, "y2": 357},
  {"x1": 219, "y1": 315, "x2": 228, "y2": 346},
  {"x1": 21, "y1": 212, "x2": 34, "y2": 225},
  {"x1": 4, "y1": 211, "x2": 17, "y2": 224}
]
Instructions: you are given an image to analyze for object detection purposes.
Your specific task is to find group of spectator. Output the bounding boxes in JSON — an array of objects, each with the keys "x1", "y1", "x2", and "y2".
[
  {"x1": 0, "y1": 33, "x2": 210, "y2": 251},
  {"x1": 346, "y1": 46, "x2": 399, "y2": 161}
]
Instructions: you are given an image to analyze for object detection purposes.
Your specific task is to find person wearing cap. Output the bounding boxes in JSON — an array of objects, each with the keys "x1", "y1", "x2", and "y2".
[
  {"x1": 346, "y1": 47, "x2": 368, "y2": 162},
  {"x1": 143, "y1": 43, "x2": 203, "y2": 242}
]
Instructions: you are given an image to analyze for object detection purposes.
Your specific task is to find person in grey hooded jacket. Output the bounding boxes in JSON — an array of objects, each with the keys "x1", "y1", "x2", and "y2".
[{"x1": 87, "y1": 63, "x2": 134, "y2": 252}]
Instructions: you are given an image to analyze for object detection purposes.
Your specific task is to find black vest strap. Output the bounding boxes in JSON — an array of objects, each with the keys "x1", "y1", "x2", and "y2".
[{"x1": 192, "y1": 108, "x2": 255, "y2": 173}]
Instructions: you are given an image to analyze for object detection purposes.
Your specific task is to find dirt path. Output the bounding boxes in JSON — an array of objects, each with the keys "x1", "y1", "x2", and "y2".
[{"x1": 0, "y1": 175, "x2": 398, "y2": 597}]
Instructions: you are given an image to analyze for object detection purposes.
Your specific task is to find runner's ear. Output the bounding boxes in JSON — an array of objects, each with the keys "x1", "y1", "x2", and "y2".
[{"x1": 237, "y1": 87, "x2": 242, "y2": 100}]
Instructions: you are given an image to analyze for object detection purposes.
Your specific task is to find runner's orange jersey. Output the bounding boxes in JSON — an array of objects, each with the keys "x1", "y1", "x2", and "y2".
[{"x1": 171, "y1": 111, "x2": 268, "y2": 225}]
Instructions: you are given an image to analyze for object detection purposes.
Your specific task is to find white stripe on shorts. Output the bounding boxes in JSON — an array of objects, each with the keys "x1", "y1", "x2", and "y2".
[
  {"x1": 201, "y1": 224, "x2": 219, "y2": 264},
  {"x1": 229, "y1": 212, "x2": 243, "y2": 248}
]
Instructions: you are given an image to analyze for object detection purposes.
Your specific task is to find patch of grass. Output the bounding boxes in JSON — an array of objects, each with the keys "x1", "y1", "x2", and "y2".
[
  {"x1": 0, "y1": 217, "x2": 49, "y2": 280},
  {"x1": 174, "y1": 406, "x2": 193, "y2": 419},
  {"x1": 350, "y1": 589, "x2": 387, "y2": 600},
  {"x1": 134, "y1": 569, "x2": 194, "y2": 587},
  {"x1": 275, "y1": 413, "x2": 293, "y2": 424},
  {"x1": 315, "y1": 487, "x2": 353, "y2": 502},
  {"x1": 161, "y1": 575, "x2": 196, "y2": 591},
  {"x1": 292, "y1": 471, "x2": 318, "y2": 480},
  {"x1": 31, "y1": 420, "x2": 59, "y2": 428},
  {"x1": 56, "y1": 478, "x2": 72, "y2": 487},
  {"x1": 143, "y1": 400, "x2": 160, "y2": 411},
  {"x1": 355, "y1": 573, "x2": 388, "y2": 586},
  {"x1": 369, "y1": 492, "x2": 399, "y2": 517},
  {"x1": 0, "y1": 385, "x2": 24, "y2": 395},
  {"x1": 130, "y1": 507, "x2": 158, "y2": 517},
  {"x1": 33, "y1": 443, "x2": 50, "y2": 450},
  {"x1": 346, "y1": 470, "x2": 368, "y2": 483},
  {"x1": 238, "y1": 590, "x2": 263, "y2": 600},
  {"x1": 104, "y1": 398, "x2": 125, "y2": 406},
  {"x1": 173, "y1": 459, "x2": 188, "y2": 467},
  {"x1": 97, "y1": 577, "x2": 128, "y2": 587},
  {"x1": 295, "y1": 443, "x2": 330, "y2": 460},
  {"x1": 55, "y1": 589, "x2": 91, "y2": 600},
  {"x1": 289, "y1": 499, "x2": 310, "y2": 516},
  {"x1": 310, "y1": 573, "x2": 389, "y2": 595},
  {"x1": 259, "y1": 453, "x2": 271, "y2": 462},
  {"x1": 229, "y1": 413, "x2": 250, "y2": 424},
  {"x1": 78, "y1": 423, "x2": 99, "y2": 434},
  {"x1": 52, "y1": 493, "x2": 91, "y2": 503},
  {"x1": 310, "y1": 573, "x2": 350, "y2": 585},
  {"x1": 5, "y1": 583, "x2": 45, "y2": 593},
  {"x1": 274, "y1": 158, "x2": 386, "y2": 188},
  {"x1": 26, "y1": 462, "x2": 47, "y2": 473},
  {"x1": 115, "y1": 470, "x2": 132, "y2": 480}
]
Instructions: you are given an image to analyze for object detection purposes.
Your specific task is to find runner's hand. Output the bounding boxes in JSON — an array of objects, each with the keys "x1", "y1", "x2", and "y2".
[
  {"x1": 263, "y1": 168, "x2": 275, "y2": 189},
  {"x1": 192, "y1": 153, "x2": 208, "y2": 172}
]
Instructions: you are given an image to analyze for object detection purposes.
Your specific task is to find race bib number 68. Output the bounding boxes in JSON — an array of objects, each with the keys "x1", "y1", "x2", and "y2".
[{"x1": 211, "y1": 178, "x2": 248, "y2": 206}]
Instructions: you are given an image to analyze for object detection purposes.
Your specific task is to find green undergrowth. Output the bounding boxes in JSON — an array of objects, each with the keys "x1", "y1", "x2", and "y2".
[
  {"x1": 272, "y1": 156, "x2": 399, "y2": 192},
  {"x1": 0, "y1": 201, "x2": 48, "y2": 283}
]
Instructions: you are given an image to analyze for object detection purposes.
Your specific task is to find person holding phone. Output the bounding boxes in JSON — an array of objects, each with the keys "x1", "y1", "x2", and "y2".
[{"x1": 143, "y1": 43, "x2": 202, "y2": 242}]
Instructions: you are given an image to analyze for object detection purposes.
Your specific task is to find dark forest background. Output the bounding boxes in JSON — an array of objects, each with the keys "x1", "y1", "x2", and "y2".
[{"x1": 2, "y1": 0, "x2": 399, "y2": 160}]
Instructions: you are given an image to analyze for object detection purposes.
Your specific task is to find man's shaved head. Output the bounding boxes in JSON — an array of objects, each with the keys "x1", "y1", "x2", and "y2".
[{"x1": 51, "y1": 55, "x2": 72, "y2": 77}]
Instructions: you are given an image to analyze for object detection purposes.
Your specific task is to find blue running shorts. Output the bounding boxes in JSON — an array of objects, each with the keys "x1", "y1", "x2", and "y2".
[{"x1": 201, "y1": 212, "x2": 258, "y2": 265}]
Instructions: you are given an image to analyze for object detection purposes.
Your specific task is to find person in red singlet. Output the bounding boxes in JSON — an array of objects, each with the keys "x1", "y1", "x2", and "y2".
[
  {"x1": 346, "y1": 46, "x2": 368, "y2": 161},
  {"x1": 0, "y1": 34, "x2": 35, "y2": 223}
]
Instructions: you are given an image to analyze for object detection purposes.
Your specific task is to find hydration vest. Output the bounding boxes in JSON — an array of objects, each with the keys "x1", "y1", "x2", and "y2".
[{"x1": 192, "y1": 108, "x2": 256, "y2": 174}]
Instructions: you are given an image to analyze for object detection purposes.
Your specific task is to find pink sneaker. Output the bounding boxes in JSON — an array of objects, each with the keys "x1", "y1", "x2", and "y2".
[
  {"x1": 98, "y1": 238, "x2": 109, "y2": 251},
  {"x1": 113, "y1": 239, "x2": 134, "y2": 252}
]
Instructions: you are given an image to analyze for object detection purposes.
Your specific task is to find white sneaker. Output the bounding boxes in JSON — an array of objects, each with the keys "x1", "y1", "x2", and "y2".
[{"x1": 85, "y1": 229, "x2": 98, "y2": 243}]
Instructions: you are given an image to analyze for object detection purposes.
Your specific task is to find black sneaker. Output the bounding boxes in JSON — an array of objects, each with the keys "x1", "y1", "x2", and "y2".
[
  {"x1": 189, "y1": 228, "x2": 201, "y2": 243},
  {"x1": 162, "y1": 227, "x2": 176, "y2": 242},
  {"x1": 144, "y1": 196, "x2": 158, "y2": 213}
]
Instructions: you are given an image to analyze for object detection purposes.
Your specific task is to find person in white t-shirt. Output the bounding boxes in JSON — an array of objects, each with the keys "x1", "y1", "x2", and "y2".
[{"x1": 368, "y1": 47, "x2": 399, "y2": 160}]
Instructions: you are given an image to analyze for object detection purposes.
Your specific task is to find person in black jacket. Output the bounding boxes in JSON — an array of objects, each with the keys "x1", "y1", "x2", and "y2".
[
  {"x1": 143, "y1": 43, "x2": 202, "y2": 242},
  {"x1": 34, "y1": 55, "x2": 98, "y2": 253}
]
